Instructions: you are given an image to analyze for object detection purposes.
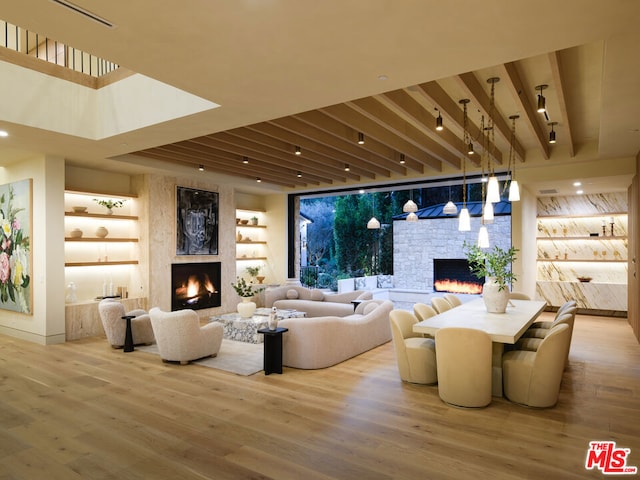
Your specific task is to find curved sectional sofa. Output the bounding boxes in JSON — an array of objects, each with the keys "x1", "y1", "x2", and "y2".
[{"x1": 264, "y1": 285, "x2": 373, "y2": 318}]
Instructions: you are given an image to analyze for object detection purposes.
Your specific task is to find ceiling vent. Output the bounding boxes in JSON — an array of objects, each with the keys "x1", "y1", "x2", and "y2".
[
  {"x1": 539, "y1": 188, "x2": 558, "y2": 195},
  {"x1": 50, "y1": 0, "x2": 115, "y2": 28}
]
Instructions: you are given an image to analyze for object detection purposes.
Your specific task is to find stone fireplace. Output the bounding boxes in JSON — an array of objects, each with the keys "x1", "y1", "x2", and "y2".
[
  {"x1": 433, "y1": 259, "x2": 484, "y2": 294},
  {"x1": 171, "y1": 262, "x2": 221, "y2": 311}
]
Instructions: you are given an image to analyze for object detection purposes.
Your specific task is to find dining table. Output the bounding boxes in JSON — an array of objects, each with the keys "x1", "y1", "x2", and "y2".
[{"x1": 413, "y1": 298, "x2": 547, "y2": 396}]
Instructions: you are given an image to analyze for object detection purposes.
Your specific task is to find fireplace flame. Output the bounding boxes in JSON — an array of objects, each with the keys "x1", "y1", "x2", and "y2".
[
  {"x1": 176, "y1": 274, "x2": 218, "y2": 304},
  {"x1": 434, "y1": 279, "x2": 482, "y2": 295}
]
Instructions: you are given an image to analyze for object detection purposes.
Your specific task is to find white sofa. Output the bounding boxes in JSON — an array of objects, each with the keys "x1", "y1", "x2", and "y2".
[
  {"x1": 265, "y1": 285, "x2": 372, "y2": 317},
  {"x1": 278, "y1": 299, "x2": 393, "y2": 369}
]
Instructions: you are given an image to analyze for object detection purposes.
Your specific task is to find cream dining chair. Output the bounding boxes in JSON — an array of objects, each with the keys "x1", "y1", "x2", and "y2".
[
  {"x1": 389, "y1": 310, "x2": 438, "y2": 385},
  {"x1": 431, "y1": 297, "x2": 452, "y2": 314}
]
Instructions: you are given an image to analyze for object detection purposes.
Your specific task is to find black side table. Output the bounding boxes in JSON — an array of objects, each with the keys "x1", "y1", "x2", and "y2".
[
  {"x1": 351, "y1": 299, "x2": 364, "y2": 311},
  {"x1": 257, "y1": 327, "x2": 288, "y2": 375},
  {"x1": 121, "y1": 315, "x2": 135, "y2": 352}
]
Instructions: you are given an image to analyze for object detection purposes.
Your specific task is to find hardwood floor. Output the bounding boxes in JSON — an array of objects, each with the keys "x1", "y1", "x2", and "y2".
[{"x1": 1, "y1": 312, "x2": 639, "y2": 479}]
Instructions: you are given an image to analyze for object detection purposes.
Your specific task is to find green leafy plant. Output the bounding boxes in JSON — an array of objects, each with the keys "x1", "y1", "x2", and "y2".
[
  {"x1": 231, "y1": 277, "x2": 263, "y2": 297},
  {"x1": 245, "y1": 265, "x2": 261, "y2": 278},
  {"x1": 463, "y1": 241, "x2": 518, "y2": 291},
  {"x1": 93, "y1": 198, "x2": 125, "y2": 209}
]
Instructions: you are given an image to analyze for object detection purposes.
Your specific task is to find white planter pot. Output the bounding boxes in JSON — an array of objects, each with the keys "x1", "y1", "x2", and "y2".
[
  {"x1": 482, "y1": 277, "x2": 510, "y2": 313},
  {"x1": 237, "y1": 298, "x2": 256, "y2": 318}
]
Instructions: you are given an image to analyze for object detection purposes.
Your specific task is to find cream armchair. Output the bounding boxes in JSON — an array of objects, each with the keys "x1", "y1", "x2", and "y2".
[
  {"x1": 502, "y1": 323, "x2": 571, "y2": 408},
  {"x1": 98, "y1": 299, "x2": 155, "y2": 348},
  {"x1": 389, "y1": 310, "x2": 437, "y2": 385},
  {"x1": 149, "y1": 308, "x2": 223, "y2": 364}
]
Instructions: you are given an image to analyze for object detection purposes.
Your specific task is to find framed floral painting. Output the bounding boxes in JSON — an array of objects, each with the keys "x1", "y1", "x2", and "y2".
[{"x1": 0, "y1": 179, "x2": 32, "y2": 314}]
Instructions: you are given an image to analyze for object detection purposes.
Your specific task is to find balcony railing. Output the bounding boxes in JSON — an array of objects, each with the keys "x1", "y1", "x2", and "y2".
[{"x1": 1, "y1": 19, "x2": 118, "y2": 78}]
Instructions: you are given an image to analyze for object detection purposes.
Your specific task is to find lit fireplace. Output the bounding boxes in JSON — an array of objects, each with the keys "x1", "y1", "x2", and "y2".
[
  {"x1": 433, "y1": 259, "x2": 483, "y2": 294},
  {"x1": 171, "y1": 262, "x2": 221, "y2": 311}
]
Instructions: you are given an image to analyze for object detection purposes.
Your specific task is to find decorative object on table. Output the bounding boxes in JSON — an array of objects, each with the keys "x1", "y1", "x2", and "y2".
[
  {"x1": 609, "y1": 217, "x2": 615, "y2": 236},
  {"x1": 268, "y1": 306, "x2": 278, "y2": 330},
  {"x1": 65, "y1": 282, "x2": 77, "y2": 303},
  {"x1": 240, "y1": 219, "x2": 249, "y2": 225},
  {"x1": 464, "y1": 241, "x2": 518, "y2": 314},
  {"x1": 72, "y1": 206, "x2": 87, "y2": 213},
  {"x1": 231, "y1": 277, "x2": 264, "y2": 318},
  {"x1": 245, "y1": 265, "x2": 261, "y2": 282},
  {"x1": 250, "y1": 216, "x2": 258, "y2": 225},
  {"x1": 236, "y1": 232, "x2": 243, "y2": 242},
  {"x1": 577, "y1": 276, "x2": 592, "y2": 283},
  {"x1": 176, "y1": 186, "x2": 218, "y2": 255},
  {"x1": 69, "y1": 228, "x2": 83, "y2": 238},
  {"x1": 0, "y1": 179, "x2": 32, "y2": 314},
  {"x1": 93, "y1": 198, "x2": 125, "y2": 215},
  {"x1": 256, "y1": 275, "x2": 265, "y2": 284},
  {"x1": 95, "y1": 226, "x2": 109, "y2": 238}
]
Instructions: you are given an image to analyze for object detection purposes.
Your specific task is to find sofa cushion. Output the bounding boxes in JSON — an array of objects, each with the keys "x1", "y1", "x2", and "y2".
[
  {"x1": 286, "y1": 289, "x2": 299, "y2": 299},
  {"x1": 355, "y1": 277, "x2": 366, "y2": 289},
  {"x1": 309, "y1": 289, "x2": 324, "y2": 301},
  {"x1": 362, "y1": 302, "x2": 378, "y2": 315}
]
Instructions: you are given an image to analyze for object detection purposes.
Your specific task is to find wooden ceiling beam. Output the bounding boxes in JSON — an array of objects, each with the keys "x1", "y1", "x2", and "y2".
[
  {"x1": 349, "y1": 97, "x2": 461, "y2": 169},
  {"x1": 201, "y1": 132, "x2": 344, "y2": 184},
  {"x1": 291, "y1": 110, "x2": 415, "y2": 175},
  {"x1": 239, "y1": 123, "x2": 364, "y2": 181},
  {"x1": 501, "y1": 62, "x2": 550, "y2": 160},
  {"x1": 456, "y1": 71, "x2": 527, "y2": 161},
  {"x1": 321, "y1": 103, "x2": 442, "y2": 172},
  {"x1": 268, "y1": 116, "x2": 391, "y2": 178},
  {"x1": 549, "y1": 51, "x2": 575, "y2": 157}
]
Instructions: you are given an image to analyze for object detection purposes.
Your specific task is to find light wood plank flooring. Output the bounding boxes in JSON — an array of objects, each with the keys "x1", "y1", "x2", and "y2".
[{"x1": 1, "y1": 312, "x2": 639, "y2": 479}]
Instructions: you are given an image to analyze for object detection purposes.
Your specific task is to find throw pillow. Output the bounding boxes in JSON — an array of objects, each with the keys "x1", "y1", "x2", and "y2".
[
  {"x1": 309, "y1": 289, "x2": 324, "y2": 301},
  {"x1": 363, "y1": 302, "x2": 378, "y2": 315},
  {"x1": 286, "y1": 289, "x2": 299, "y2": 299},
  {"x1": 355, "y1": 277, "x2": 366, "y2": 289},
  {"x1": 377, "y1": 275, "x2": 393, "y2": 288}
]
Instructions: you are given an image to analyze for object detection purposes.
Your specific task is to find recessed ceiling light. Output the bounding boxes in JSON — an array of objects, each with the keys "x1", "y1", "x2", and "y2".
[
  {"x1": 576, "y1": 189, "x2": 584, "y2": 194},
  {"x1": 0, "y1": 130, "x2": 8, "y2": 137},
  {"x1": 378, "y1": 74, "x2": 388, "y2": 81},
  {"x1": 573, "y1": 181, "x2": 582, "y2": 187}
]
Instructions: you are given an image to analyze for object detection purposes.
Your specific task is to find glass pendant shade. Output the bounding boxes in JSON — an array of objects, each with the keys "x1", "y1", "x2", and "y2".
[
  {"x1": 406, "y1": 212, "x2": 418, "y2": 222},
  {"x1": 367, "y1": 216, "x2": 381, "y2": 229},
  {"x1": 443, "y1": 200, "x2": 458, "y2": 215},
  {"x1": 508, "y1": 180, "x2": 520, "y2": 202},
  {"x1": 486, "y1": 175, "x2": 500, "y2": 203},
  {"x1": 402, "y1": 199, "x2": 418, "y2": 213},
  {"x1": 483, "y1": 200, "x2": 494, "y2": 223},
  {"x1": 458, "y1": 208, "x2": 471, "y2": 231},
  {"x1": 478, "y1": 226, "x2": 490, "y2": 248}
]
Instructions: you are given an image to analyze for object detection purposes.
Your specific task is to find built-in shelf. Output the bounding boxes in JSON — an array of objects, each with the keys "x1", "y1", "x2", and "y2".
[
  {"x1": 65, "y1": 260, "x2": 139, "y2": 267},
  {"x1": 65, "y1": 237, "x2": 139, "y2": 242},
  {"x1": 536, "y1": 236, "x2": 627, "y2": 241},
  {"x1": 236, "y1": 257, "x2": 268, "y2": 261},
  {"x1": 236, "y1": 240, "x2": 266, "y2": 245},
  {"x1": 536, "y1": 212, "x2": 627, "y2": 219},
  {"x1": 537, "y1": 259, "x2": 627, "y2": 263},
  {"x1": 66, "y1": 212, "x2": 138, "y2": 220},
  {"x1": 236, "y1": 223, "x2": 266, "y2": 229}
]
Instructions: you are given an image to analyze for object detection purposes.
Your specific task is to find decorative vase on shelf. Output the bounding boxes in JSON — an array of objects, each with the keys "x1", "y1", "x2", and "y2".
[
  {"x1": 256, "y1": 276, "x2": 265, "y2": 284},
  {"x1": 95, "y1": 226, "x2": 109, "y2": 238},
  {"x1": 237, "y1": 297, "x2": 256, "y2": 318},
  {"x1": 106, "y1": 208, "x2": 113, "y2": 215},
  {"x1": 70, "y1": 228, "x2": 83, "y2": 238},
  {"x1": 482, "y1": 277, "x2": 510, "y2": 314}
]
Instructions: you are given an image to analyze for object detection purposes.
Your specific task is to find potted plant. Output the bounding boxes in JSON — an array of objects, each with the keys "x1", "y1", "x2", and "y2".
[
  {"x1": 245, "y1": 265, "x2": 261, "y2": 280},
  {"x1": 250, "y1": 215, "x2": 259, "y2": 225},
  {"x1": 463, "y1": 241, "x2": 518, "y2": 313},
  {"x1": 93, "y1": 198, "x2": 125, "y2": 215},
  {"x1": 231, "y1": 277, "x2": 264, "y2": 318}
]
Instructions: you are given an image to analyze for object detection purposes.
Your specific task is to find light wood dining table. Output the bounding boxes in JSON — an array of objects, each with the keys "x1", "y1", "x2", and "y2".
[{"x1": 413, "y1": 298, "x2": 547, "y2": 396}]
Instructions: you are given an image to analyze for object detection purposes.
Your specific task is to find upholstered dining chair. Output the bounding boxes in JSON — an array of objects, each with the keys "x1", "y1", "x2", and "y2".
[
  {"x1": 443, "y1": 293, "x2": 463, "y2": 307},
  {"x1": 413, "y1": 302, "x2": 438, "y2": 322},
  {"x1": 389, "y1": 310, "x2": 437, "y2": 385},
  {"x1": 516, "y1": 311, "x2": 576, "y2": 367},
  {"x1": 435, "y1": 327, "x2": 492, "y2": 408},
  {"x1": 503, "y1": 323, "x2": 571, "y2": 408},
  {"x1": 98, "y1": 299, "x2": 155, "y2": 348},
  {"x1": 149, "y1": 307, "x2": 223, "y2": 364},
  {"x1": 431, "y1": 297, "x2": 452, "y2": 314}
]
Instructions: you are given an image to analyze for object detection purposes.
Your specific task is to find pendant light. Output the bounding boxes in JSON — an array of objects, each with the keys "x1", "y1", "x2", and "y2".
[
  {"x1": 548, "y1": 122, "x2": 557, "y2": 144},
  {"x1": 458, "y1": 99, "x2": 472, "y2": 232},
  {"x1": 486, "y1": 176, "x2": 500, "y2": 203},
  {"x1": 367, "y1": 193, "x2": 381, "y2": 229},
  {"x1": 403, "y1": 189, "x2": 418, "y2": 214},
  {"x1": 478, "y1": 225, "x2": 490, "y2": 248},
  {"x1": 535, "y1": 84, "x2": 548, "y2": 113},
  {"x1": 483, "y1": 199, "x2": 494, "y2": 223},
  {"x1": 406, "y1": 212, "x2": 418, "y2": 222},
  {"x1": 507, "y1": 115, "x2": 520, "y2": 202},
  {"x1": 485, "y1": 78, "x2": 500, "y2": 204},
  {"x1": 443, "y1": 185, "x2": 458, "y2": 215},
  {"x1": 435, "y1": 108, "x2": 444, "y2": 131}
]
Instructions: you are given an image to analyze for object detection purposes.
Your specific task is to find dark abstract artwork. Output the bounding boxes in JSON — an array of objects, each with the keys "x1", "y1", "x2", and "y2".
[{"x1": 176, "y1": 186, "x2": 218, "y2": 255}]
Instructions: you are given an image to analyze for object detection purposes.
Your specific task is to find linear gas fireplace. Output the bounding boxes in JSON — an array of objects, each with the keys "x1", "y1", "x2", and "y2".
[
  {"x1": 433, "y1": 259, "x2": 484, "y2": 295},
  {"x1": 171, "y1": 262, "x2": 221, "y2": 311}
]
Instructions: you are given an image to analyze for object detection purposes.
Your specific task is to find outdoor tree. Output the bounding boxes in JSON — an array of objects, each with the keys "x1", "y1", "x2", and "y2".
[{"x1": 302, "y1": 198, "x2": 335, "y2": 266}]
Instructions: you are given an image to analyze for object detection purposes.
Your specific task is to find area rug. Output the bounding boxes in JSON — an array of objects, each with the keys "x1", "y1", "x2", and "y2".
[{"x1": 137, "y1": 339, "x2": 263, "y2": 376}]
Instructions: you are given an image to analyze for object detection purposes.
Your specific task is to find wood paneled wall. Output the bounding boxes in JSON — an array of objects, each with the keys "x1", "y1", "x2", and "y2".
[{"x1": 629, "y1": 153, "x2": 639, "y2": 342}]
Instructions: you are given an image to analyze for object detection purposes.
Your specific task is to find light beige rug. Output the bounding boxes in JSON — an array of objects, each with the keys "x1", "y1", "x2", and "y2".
[{"x1": 137, "y1": 339, "x2": 263, "y2": 376}]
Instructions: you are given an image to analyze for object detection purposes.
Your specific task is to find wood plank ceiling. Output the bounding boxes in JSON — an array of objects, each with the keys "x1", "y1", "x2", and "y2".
[{"x1": 133, "y1": 50, "x2": 575, "y2": 189}]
